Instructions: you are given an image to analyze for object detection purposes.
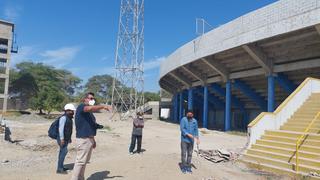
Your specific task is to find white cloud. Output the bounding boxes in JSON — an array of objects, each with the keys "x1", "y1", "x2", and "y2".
[
  {"x1": 100, "y1": 55, "x2": 112, "y2": 62},
  {"x1": 11, "y1": 46, "x2": 36, "y2": 67},
  {"x1": 40, "y1": 46, "x2": 81, "y2": 68},
  {"x1": 4, "y1": 5, "x2": 22, "y2": 22},
  {"x1": 10, "y1": 45, "x2": 81, "y2": 68},
  {"x1": 144, "y1": 56, "x2": 166, "y2": 71},
  {"x1": 99, "y1": 56, "x2": 166, "y2": 76}
]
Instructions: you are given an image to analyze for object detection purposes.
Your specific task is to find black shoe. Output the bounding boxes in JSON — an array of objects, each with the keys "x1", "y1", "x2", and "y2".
[
  {"x1": 95, "y1": 123, "x2": 104, "y2": 129},
  {"x1": 63, "y1": 167, "x2": 69, "y2": 171},
  {"x1": 56, "y1": 169, "x2": 68, "y2": 174}
]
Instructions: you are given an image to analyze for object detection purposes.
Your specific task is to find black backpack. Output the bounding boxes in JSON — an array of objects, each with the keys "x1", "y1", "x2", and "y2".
[{"x1": 48, "y1": 116, "x2": 62, "y2": 139}]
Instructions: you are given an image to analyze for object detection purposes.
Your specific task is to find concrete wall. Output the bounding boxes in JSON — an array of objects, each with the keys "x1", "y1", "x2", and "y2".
[
  {"x1": 0, "y1": 99, "x2": 28, "y2": 110},
  {"x1": 0, "y1": 20, "x2": 14, "y2": 113},
  {"x1": 0, "y1": 22, "x2": 13, "y2": 39}
]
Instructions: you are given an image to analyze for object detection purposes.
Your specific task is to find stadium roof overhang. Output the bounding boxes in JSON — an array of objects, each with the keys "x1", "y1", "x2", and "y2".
[{"x1": 159, "y1": 0, "x2": 320, "y2": 109}]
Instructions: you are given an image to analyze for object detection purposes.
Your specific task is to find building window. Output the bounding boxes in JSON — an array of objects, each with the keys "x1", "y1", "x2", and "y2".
[
  {"x1": 0, "y1": 59, "x2": 6, "y2": 74},
  {"x1": 0, "y1": 78, "x2": 5, "y2": 94},
  {"x1": 0, "y1": 38, "x2": 8, "y2": 54}
]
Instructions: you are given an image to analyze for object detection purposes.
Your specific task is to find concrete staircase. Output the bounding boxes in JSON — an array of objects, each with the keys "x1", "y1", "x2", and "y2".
[{"x1": 242, "y1": 93, "x2": 320, "y2": 177}]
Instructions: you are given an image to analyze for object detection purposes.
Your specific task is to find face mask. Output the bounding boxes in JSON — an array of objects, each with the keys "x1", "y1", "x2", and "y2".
[
  {"x1": 88, "y1": 99, "x2": 95, "y2": 106},
  {"x1": 68, "y1": 113, "x2": 74, "y2": 118},
  {"x1": 138, "y1": 116, "x2": 143, "y2": 119}
]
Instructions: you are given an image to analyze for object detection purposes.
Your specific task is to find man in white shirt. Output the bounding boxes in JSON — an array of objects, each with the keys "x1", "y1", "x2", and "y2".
[{"x1": 57, "y1": 103, "x2": 76, "y2": 174}]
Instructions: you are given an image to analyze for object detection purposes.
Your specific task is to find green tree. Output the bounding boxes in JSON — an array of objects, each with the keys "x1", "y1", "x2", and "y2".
[
  {"x1": 10, "y1": 62, "x2": 82, "y2": 114},
  {"x1": 83, "y1": 74, "x2": 121, "y2": 103},
  {"x1": 144, "y1": 91, "x2": 160, "y2": 102},
  {"x1": 10, "y1": 71, "x2": 38, "y2": 105},
  {"x1": 56, "y1": 69, "x2": 82, "y2": 97}
]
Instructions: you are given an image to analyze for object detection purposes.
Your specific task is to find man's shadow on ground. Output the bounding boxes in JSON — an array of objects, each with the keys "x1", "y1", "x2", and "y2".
[
  {"x1": 87, "y1": 171, "x2": 124, "y2": 180},
  {"x1": 64, "y1": 164, "x2": 123, "y2": 179}
]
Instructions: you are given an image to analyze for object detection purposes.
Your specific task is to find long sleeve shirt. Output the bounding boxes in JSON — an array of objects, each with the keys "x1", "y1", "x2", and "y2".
[
  {"x1": 132, "y1": 117, "x2": 144, "y2": 136},
  {"x1": 180, "y1": 117, "x2": 199, "y2": 143},
  {"x1": 59, "y1": 116, "x2": 67, "y2": 140}
]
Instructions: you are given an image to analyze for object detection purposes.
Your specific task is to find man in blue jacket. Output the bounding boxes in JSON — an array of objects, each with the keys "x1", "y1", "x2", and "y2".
[{"x1": 180, "y1": 110, "x2": 200, "y2": 174}]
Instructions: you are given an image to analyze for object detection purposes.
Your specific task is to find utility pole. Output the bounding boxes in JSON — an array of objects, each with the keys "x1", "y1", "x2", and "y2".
[{"x1": 111, "y1": 0, "x2": 144, "y2": 120}]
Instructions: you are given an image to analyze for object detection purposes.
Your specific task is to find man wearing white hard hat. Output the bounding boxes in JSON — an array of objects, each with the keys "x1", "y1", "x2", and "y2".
[{"x1": 56, "y1": 103, "x2": 76, "y2": 174}]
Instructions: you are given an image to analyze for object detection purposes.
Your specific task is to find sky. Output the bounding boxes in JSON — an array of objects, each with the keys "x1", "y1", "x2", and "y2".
[{"x1": 0, "y1": 0, "x2": 277, "y2": 92}]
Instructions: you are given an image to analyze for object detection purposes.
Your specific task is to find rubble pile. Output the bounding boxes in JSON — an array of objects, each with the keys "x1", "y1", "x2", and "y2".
[
  {"x1": 195, "y1": 149, "x2": 239, "y2": 163},
  {"x1": 309, "y1": 172, "x2": 320, "y2": 177}
]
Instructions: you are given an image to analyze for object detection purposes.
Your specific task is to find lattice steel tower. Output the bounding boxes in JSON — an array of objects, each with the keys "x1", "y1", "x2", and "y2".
[{"x1": 111, "y1": 0, "x2": 144, "y2": 120}]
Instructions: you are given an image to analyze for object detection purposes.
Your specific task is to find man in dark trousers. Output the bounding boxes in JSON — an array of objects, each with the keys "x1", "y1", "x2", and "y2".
[
  {"x1": 57, "y1": 103, "x2": 76, "y2": 174},
  {"x1": 129, "y1": 112, "x2": 144, "y2": 154},
  {"x1": 180, "y1": 110, "x2": 200, "y2": 174},
  {"x1": 71, "y1": 92, "x2": 111, "y2": 180}
]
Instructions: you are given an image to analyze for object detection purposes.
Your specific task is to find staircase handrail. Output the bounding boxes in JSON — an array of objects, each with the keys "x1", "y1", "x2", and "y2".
[{"x1": 295, "y1": 111, "x2": 320, "y2": 172}]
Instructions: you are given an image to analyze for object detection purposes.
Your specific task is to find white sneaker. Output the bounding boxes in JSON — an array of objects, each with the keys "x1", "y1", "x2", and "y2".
[{"x1": 130, "y1": 152, "x2": 134, "y2": 155}]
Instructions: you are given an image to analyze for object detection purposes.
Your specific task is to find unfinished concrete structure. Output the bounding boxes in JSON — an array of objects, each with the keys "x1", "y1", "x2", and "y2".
[
  {"x1": 0, "y1": 20, "x2": 15, "y2": 114},
  {"x1": 159, "y1": 0, "x2": 320, "y2": 131}
]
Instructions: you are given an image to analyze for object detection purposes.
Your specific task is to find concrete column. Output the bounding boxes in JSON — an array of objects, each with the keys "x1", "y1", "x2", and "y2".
[
  {"x1": 268, "y1": 75, "x2": 275, "y2": 112},
  {"x1": 225, "y1": 81, "x2": 231, "y2": 131},
  {"x1": 3, "y1": 38, "x2": 12, "y2": 114},
  {"x1": 179, "y1": 92, "x2": 184, "y2": 121},
  {"x1": 173, "y1": 94, "x2": 178, "y2": 122},
  {"x1": 203, "y1": 86, "x2": 208, "y2": 129},
  {"x1": 187, "y1": 88, "x2": 193, "y2": 111}
]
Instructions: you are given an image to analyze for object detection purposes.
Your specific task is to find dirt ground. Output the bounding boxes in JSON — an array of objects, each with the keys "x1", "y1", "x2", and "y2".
[{"x1": 0, "y1": 112, "x2": 290, "y2": 180}]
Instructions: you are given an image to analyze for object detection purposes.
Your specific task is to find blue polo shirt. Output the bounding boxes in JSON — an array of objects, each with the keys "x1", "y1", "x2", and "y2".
[
  {"x1": 180, "y1": 117, "x2": 199, "y2": 143},
  {"x1": 75, "y1": 103, "x2": 97, "y2": 138}
]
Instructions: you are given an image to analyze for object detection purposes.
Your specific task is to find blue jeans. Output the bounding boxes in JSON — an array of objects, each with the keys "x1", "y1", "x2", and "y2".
[
  {"x1": 129, "y1": 134, "x2": 142, "y2": 153},
  {"x1": 57, "y1": 139, "x2": 68, "y2": 171}
]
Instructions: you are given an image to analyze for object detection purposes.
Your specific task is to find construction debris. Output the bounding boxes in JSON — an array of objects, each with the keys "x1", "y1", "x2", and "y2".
[
  {"x1": 309, "y1": 172, "x2": 320, "y2": 177},
  {"x1": 201, "y1": 177, "x2": 215, "y2": 180},
  {"x1": 195, "y1": 149, "x2": 239, "y2": 163},
  {"x1": 2, "y1": 159, "x2": 9, "y2": 164}
]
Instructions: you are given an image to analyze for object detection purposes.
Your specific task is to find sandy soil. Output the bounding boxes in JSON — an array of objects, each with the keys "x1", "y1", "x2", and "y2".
[{"x1": 0, "y1": 112, "x2": 290, "y2": 180}]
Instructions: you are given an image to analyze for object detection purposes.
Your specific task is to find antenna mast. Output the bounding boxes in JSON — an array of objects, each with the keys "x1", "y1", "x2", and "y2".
[{"x1": 111, "y1": 0, "x2": 144, "y2": 120}]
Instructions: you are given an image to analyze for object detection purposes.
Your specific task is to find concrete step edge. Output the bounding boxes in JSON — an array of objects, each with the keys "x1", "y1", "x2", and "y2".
[
  {"x1": 257, "y1": 139, "x2": 320, "y2": 150},
  {"x1": 240, "y1": 158, "x2": 320, "y2": 179},
  {"x1": 266, "y1": 130, "x2": 320, "y2": 137},
  {"x1": 246, "y1": 148, "x2": 320, "y2": 164},
  {"x1": 243, "y1": 153, "x2": 320, "y2": 171},
  {"x1": 262, "y1": 135, "x2": 320, "y2": 143},
  {"x1": 252, "y1": 144, "x2": 320, "y2": 156}
]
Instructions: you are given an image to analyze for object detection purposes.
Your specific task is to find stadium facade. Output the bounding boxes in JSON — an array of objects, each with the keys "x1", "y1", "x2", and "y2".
[{"x1": 159, "y1": 0, "x2": 320, "y2": 131}]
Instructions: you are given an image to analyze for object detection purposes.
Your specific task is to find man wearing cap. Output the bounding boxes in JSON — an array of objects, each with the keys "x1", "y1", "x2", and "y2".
[{"x1": 56, "y1": 103, "x2": 76, "y2": 174}]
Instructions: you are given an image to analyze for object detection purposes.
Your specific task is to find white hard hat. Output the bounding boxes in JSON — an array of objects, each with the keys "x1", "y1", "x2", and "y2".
[{"x1": 64, "y1": 103, "x2": 76, "y2": 111}]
